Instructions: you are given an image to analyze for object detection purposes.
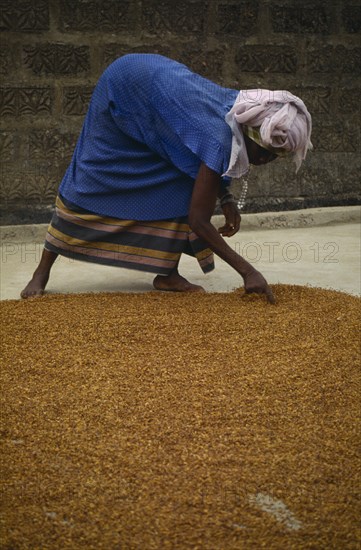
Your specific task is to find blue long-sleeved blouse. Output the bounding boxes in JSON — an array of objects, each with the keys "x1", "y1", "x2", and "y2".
[{"x1": 59, "y1": 54, "x2": 238, "y2": 220}]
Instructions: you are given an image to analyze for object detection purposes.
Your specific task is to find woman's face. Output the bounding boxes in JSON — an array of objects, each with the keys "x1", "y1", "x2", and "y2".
[{"x1": 244, "y1": 133, "x2": 278, "y2": 165}]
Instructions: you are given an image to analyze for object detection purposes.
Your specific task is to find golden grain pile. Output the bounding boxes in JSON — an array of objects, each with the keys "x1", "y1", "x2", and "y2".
[{"x1": 1, "y1": 285, "x2": 360, "y2": 549}]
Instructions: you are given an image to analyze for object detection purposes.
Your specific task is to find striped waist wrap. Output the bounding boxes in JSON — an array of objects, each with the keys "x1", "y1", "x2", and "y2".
[{"x1": 44, "y1": 195, "x2": 215, "y2": 275}]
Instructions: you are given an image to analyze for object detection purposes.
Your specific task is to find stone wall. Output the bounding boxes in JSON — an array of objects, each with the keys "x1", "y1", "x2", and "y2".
[{"x1": 0, "y1": 0, "x2": 360, "y2": 224}]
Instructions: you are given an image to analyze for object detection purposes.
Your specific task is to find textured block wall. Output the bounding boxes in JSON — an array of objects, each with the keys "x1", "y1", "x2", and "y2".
[{"x1": 0, "y1": 0, "x2": 360, "y2": 224}]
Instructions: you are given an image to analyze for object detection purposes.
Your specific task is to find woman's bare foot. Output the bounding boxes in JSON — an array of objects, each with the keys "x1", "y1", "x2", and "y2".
[
  {"x1": 20, "y1": 248, "x2": 58, "y2": 299},
  {"x1": 153, "y1": 273, "x2": 205, "y2": 293},
  {"x1": 21, "y1": 272, "x2": 49, "y2": 299}
]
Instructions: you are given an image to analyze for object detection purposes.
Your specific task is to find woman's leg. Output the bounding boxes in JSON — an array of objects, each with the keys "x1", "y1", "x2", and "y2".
[
  {"x1": 22, "y1": 251, "x2": 205, "y2": 297},
  {"x1": 153, "y1": 258, "x2": 205, "y2": 292},
  {"x1": 21, "y1": 248, "x2": 58, "y2": 298}
]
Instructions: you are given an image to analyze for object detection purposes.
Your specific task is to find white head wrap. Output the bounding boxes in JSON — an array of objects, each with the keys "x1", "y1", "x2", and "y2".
[{"x1": 223, "y1": 89, "x2": 313, "y2": 178}]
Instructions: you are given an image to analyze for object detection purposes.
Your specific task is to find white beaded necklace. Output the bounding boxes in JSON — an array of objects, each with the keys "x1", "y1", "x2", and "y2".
[{"x1": 236, "y1": 170, "x2": 250, "y2": 211}]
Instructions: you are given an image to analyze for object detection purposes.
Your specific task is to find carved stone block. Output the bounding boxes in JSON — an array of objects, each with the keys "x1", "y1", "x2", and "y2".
[
  {"x1": 0, "y1": 87, "x2": 52, "y2": 117},
  {"x1": 300, "y1": 167, "x2": 330, "y2": 197},
  {"x1": 216, "y1": 3, "x2": 259, "y2": 36},
  {"x1": 0, "y1": 165, "x2": 58, "y2": 204},
  {"x1": 337, "y1": 88, "x2": 360, "y2": 114},
  {"x1": 236, "y1": 46, "x2": 297, "y2": 73},
  {"x1": 307, "y1": 46, "x2": 361, "y2": 74},
  {"x1": 0, "y1": 48, "x2": 13, "y2": 77},
  {"x1": 23, "y1": 171, "x2": 58, "y2": 203},
  {"x1": 0, "y1": 0, "x2": 49, "y2": 32},
  {"x1": 312, "y1": 124, "x2": 358, "y2": 153},
  {"x1": 342, "y1": 5, "x2": 361, "y2": 33},
  {"x1": 0, "y1": 167, "x2": 26, "y2": 203},
  {"x1": 62, "y1": 134, "x2": 78, "y2": 162},
  {"x1": 0, "y1": 133, "x2": 16, "y2": 162},
  {"x1": 142, "y1": 1, "x2": 205, "y2": 34},
  {"x1": 62, "y1": 86, "x2": 94, "y2": 116},
  {"x1": 245, "y1": 162, "x2": 299, "y2": 198},
  {"x1": 299, "y1": 153, "x2": 359, "y2": 199},
  {"x1": 335, "y1": 158, "x2": 361, "y2": 193},
  {"x1": 178, "y1": 47, "x2": 225, "y2": 81},
  {"x1": 291, "y1": 87, "x2": 331, "y2": 115},
  {"x1": 271, "y1": 5, "x2": 330, "y2": 34},
  {"x1": 268, "y1": 164, "x2": 300, "y2": 197},
  {"x1": 59, "y1": 0, "x2": 131, "y2": 32},
  {"x1": 28, "y1": 131, "x2": 77, "y2": 164},
  {"x1": 23, "y1": 44, "x2": 90, "y2": 75},
  {"x1": 102, "y1": 45, "x2": 172, "y2": 69}
]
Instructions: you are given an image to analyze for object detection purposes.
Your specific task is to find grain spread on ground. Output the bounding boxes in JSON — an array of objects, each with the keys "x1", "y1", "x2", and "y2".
[{"x1": 1, "y1": 285, "x2": 360, "y2": 549}]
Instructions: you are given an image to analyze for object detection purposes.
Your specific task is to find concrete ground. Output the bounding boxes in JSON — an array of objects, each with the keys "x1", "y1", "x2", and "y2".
[{"x1": 1, "y1": 206, "x2": 360, "y2": 301}]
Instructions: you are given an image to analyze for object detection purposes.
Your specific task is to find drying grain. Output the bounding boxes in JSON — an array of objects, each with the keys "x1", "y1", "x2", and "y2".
[{"x1": 0, "y1": 285, "x2": 360, "y2": 549}]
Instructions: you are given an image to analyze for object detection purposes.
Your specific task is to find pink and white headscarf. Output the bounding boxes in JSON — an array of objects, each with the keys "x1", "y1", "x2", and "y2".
[{"x1": 223, "y1": 89, "x2": 313, "y2": 178}]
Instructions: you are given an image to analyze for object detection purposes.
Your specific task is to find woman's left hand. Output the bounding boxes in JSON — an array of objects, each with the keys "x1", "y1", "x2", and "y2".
[{"x1": 218, "y1": 202, "x2": 241, "y2": 237}]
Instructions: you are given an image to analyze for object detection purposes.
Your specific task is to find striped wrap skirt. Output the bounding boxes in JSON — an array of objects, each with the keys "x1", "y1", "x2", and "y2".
[{"x1": 44, "y1": 195, "x2": 215, "y2": 275}]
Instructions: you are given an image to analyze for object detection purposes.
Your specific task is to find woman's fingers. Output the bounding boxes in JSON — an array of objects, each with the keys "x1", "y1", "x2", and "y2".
[
  {"x1": 220, "y1": 203, "x2": 241, "y2": 236},
  {"x1": 218, "y1": 214, "x2": 241, "y2": 236},
  {"x1": 218, "y1": 224, "x2": 238, "y2": 237},
  {"x1": 265, "y1": 285, "x2": 276, "y2": 304},
  {"x1": 244, "y1": 270, "x2": 276, "y2": 304}
]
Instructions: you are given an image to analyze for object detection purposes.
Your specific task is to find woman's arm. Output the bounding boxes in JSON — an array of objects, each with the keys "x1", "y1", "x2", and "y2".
[{"x1": 189, "y1": 163, "x2": 275, "y2": 303}]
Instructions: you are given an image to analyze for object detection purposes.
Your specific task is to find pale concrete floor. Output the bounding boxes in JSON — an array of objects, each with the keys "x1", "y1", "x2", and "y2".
[{"x1": 1, "y1": 221, "x2": 360, "y2": 300}]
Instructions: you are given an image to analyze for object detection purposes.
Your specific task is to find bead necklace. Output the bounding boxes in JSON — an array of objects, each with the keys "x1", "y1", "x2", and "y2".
[{"x1": 236, "y1": 170, "x2": 250, "y2": 211}]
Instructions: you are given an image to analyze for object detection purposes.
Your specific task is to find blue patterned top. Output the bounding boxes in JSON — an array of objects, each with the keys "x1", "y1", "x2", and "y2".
[{"x1": 59, "y1": 54, "x2": 238, "y2": 220}]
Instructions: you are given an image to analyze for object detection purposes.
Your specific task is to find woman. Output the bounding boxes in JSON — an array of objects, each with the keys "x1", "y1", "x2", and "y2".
[{"x1": 21, "y1": 54, "x2": 312, "y2": 302}]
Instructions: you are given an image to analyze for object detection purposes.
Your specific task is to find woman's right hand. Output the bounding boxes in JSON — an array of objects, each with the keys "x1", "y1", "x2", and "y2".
[
  {"x1": 243, "y1": 268, "x2": 275, "y2": 304},
  {"x1": 189, "y1": 164, "x2": 275, "y2": 305}
]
